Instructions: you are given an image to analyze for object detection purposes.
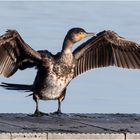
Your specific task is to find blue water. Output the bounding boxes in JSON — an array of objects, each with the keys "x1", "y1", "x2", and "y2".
[{"x1": 0, "y1": 1, "x2": 140, "y2": 113}]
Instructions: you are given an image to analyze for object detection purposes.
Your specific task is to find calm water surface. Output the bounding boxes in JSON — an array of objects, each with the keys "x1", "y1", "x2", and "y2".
[{"x1": 0, "y1": 1, "x2": 140, "y2": 113}]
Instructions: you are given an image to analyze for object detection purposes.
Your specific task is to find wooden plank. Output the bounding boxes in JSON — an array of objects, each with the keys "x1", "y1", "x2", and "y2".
[{"x1": 0, "y1": 113, "x2": 139, "y2": 133}]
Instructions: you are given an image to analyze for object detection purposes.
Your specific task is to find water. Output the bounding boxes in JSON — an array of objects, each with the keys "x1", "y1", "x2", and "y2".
[{"x1": 0, "y1": 1, "x2": 140, "y2": 113}]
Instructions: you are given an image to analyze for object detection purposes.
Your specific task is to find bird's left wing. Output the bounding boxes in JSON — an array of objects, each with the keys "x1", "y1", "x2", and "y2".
[{"x1": 73, "y1": 30, "x2": 140, "y2": 78}]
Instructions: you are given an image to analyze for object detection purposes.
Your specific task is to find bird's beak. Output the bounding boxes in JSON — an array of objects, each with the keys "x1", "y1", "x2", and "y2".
[{"x1": 86, "y1": 32, "x2": 96, "y2": 37}]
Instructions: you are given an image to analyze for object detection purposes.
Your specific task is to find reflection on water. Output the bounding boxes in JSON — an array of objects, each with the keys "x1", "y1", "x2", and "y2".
[{"x1": 0, "y1": 1, "x2": 140, "y2": 113}]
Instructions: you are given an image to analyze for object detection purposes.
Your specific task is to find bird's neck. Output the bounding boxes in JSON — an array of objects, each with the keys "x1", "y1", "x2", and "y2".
[
  {"x1": 61, "y1": 38, "x2": 74, "y2": 64},
  {"x1": 62, "y1": 38, "x2": 73, "y2": 54}
]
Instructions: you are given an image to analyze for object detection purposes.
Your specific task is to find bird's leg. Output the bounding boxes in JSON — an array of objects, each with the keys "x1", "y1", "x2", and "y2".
[
  {"x1": 57, "y1": 99, "x2": 62, "y2": 114},
  {"x1": 32, "y1": 95, "x2": 47, "y2": 117},
  {"x1": 52, "y1": 88, "x2": 66, "y2": 115},
  {"x1": 52, "y1": 99, "x2": 62, "y2": 115},
  {"x1": 34, "y1": 98, "x2": 42, "y2": 116}
]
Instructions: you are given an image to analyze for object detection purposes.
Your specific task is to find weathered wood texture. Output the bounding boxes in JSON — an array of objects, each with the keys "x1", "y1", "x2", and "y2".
[{"x1": 0, "y1": 113, "x2": 139, "y2": 133}]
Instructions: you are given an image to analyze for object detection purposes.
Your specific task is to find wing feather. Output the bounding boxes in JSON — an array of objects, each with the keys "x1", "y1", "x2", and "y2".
[
  {"x1": 73, "y1": 30, "x2": 140, "y2": 78},
  {"x1": 132, "y1": 52, "x2": 140, "y2": 68},
  {"x1": 0, "y1": 30, "x2": 42, "y2": 77}
]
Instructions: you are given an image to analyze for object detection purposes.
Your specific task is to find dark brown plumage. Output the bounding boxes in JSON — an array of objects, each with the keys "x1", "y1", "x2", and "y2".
[
  {"x1": 0, "y1": 28, "x2": 140, "y2": 115},
  {"x1": 73, "y1": 30, "x2": 140, "y2": 77},
  {"x1": 0, "y1": 30, "x2": 42, "y2": 77}
]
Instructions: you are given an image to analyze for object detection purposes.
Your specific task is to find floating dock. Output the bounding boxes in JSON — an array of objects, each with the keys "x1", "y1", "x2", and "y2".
[{"x1": 0, "y1": 113, "x2": 140, "y2": 139}]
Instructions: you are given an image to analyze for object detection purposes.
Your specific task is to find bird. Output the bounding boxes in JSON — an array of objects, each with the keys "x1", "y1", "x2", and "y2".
[{"x1": 0, "y1": 28, "x2": 140, "y2": 116}]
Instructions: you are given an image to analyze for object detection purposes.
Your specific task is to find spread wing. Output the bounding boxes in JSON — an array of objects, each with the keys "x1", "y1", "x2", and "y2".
[
  {"x1": 73, "y1": 30, "x2": 140, "y2": 78},
  {"x1": 0, "y1": 30, "x2": 42, "y2": 77}
]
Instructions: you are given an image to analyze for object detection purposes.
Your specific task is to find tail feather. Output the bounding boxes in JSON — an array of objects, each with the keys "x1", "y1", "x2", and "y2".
[{"x1": 0, "y1": 82, "x2": 33, "y2": 92}]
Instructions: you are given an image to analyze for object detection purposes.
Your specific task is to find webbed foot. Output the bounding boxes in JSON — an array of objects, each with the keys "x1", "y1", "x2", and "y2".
[
  {"x1": 52, "y1": 110, "x2": 63, "y2": 115},
  {"x1": 29, "y1": 110, "x2": 48, "y2": 117},
  {"x1": 50, "y1": 110, "x2": 69, "y2": 117}
]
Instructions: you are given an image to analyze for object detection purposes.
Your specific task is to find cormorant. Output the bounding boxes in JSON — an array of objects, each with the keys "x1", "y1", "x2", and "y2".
[{"x1": 0, "y1": 28, "x2": 140, "y2": 116}]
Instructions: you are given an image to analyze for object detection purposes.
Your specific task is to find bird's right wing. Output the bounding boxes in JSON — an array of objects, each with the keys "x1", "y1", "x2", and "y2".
[{"x1": 0, "y1": 30, "x2": 42, "y2": 77}]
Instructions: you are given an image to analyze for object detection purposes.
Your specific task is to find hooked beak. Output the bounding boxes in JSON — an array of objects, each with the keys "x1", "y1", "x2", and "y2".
[{"x1": 86, "y1": 32, "x2": 96, "y2": 37}]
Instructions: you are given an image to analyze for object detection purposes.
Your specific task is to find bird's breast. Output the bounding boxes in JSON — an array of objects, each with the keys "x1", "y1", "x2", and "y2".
[{"x1": 39, "y1": 63, "x2": 75, "y2": 100}]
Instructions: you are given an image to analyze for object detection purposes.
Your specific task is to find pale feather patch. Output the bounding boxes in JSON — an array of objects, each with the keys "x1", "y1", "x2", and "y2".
[{"x1": 41, "y1": 73, "x2": 73, "y2": 100}]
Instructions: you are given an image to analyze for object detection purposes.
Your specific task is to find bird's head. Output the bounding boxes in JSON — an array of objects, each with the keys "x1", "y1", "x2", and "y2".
[{"x1": 66, "y1": 28, "x2": 96, "y2": 43}]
